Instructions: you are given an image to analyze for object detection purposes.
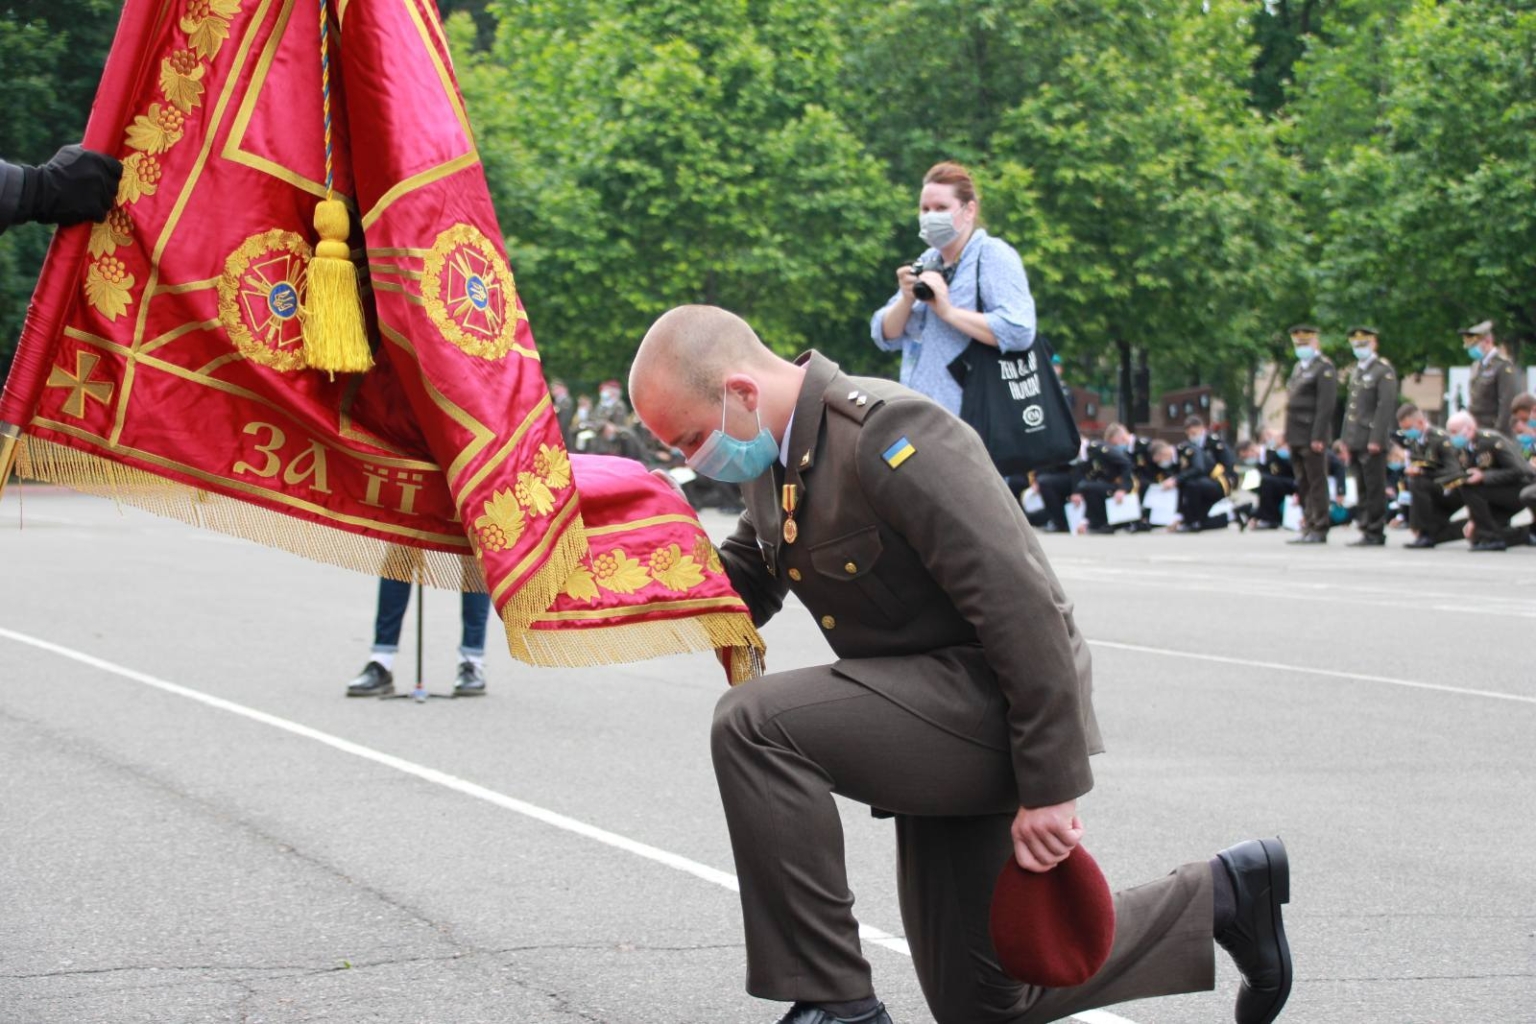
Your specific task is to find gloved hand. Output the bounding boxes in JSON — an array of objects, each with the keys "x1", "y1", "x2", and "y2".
[{"x1": 24, "y1": 145, "x2": 123, "y2": 226}]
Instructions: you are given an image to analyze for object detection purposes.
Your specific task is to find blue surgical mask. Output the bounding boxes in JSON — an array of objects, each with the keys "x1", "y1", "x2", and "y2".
[
  {"x1": 1401, "y1": 428, "x2": 1422, "y2": 443},
  {"x1": 1388, "y1": 461, "x2": 1404, "y2": 471},
  {"x1": 687, "y1": 389, "x2": 779, "y2": 483},
  {"x1": 1110, "y1": 443, "x2": 1129, "y2": 453},
  {"x1": 1156, "y1": 459, "x2": 1175, "y2": 470},
  {"x1": 1450, "y1": 433, "x2": 1471, "y2": 450},
  {"x1": 1351, "y1": 345, "x2": 1373, "y2": 362},
  {"x1": 1294, "y1": 345, "x2": 1315, "y2": 362},
  {"x1": 1276, "y1": 447, "x2": 1291, "y2": 460},
  {"x1": 1465, "y1": 342, "x2": 1482, "y2": 360}
]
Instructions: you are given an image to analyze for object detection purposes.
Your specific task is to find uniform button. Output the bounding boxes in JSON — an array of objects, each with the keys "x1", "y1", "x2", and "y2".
[
  {"x1": 844, "y1": 562, "x2": 858, "y2": 575},
  {"x1": 820, "y1": 615, "x2": 836, "y2": 630},
  {"x1": 787, "y1": 568, "x2": 802, "y2": 581}
]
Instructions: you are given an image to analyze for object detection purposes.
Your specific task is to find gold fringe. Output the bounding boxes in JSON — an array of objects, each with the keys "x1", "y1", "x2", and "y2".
[
  {"x1": 0, "y1": 427, "x2": 19, "y2": 505},
  {"x1": 497, "y1": 516, "x2": 589, "y2": 636},
  {"x1": 508, "y1": 611, "x2": 766, "y2": 683},
  {"x1": 13, "y1": 436, "x2": 479, "y2": 589}
]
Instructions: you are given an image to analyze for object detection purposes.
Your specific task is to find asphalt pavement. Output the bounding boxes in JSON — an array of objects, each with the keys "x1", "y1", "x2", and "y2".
[{"x1": 2, "y1": 487, "x2": 1533, "y2": 1023}]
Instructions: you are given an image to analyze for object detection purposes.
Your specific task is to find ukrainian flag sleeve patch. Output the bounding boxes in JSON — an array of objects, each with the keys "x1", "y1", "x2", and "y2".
[{"x1": 883, "y1": 436, "x2": 917, "y2": 469}]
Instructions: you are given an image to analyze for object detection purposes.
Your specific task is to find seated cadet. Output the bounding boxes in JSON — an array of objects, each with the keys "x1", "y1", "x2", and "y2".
[
  {"x1": 1398, "y1": 403, "x2": 1468, "y2": 549},
  {"x1": 1142, "y1": 440, "x2": 1181, "y2": 530},
  {"x1": 1385, "y1": 445, "x2": 1409, "y2": 527},
  {"x1": 1446, "y1": 412, "x2": 1536, "y2": 552},
  {"x1": 1025, "y1": 460, "x2": 1079, "y2": 533},
  {"x1": 1071, "y1": 423, "x2": 1137, "y2": 534},
  {"x1": 1250, "y1": 438, "x2": 1295, "y2": 529},
  {"x1": 1173, "y1": 415, "x2": 1235, "y2": 532}
]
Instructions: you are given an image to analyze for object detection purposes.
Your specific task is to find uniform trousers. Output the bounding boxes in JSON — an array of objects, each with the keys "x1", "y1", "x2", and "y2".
[
  {"x1": 711, "y1": 665, "x2": 1214, "y2": 1024},
  {"x1": 1177, "y1": 477, "x2": 1227, "y2": 529},
  {"x1": 1349, "y1": 449, "x2": 1389, "y2": 539},
  {"x1": 1077, "y1": 481, "x2": 1125, "y2": 530},
  {"x1": 1033, "y1": 471, "x2": 1076, "y2": 532},
  {"x1": 1461, "y1": 484, "x2": 1529, "y2": 544},
  {"x1": 1255, "y1": 474, "x2": 1295, "y2": 525},
  {"x1": 1523, "y1": 483, "x2": 1536, "y2": 535},
  {"x1": 1406, "y1": 477, "x2": 1465, "y2": 545},
  {"x1": 1292, "y1": 448, "x2": 1330, "y2": 535}
]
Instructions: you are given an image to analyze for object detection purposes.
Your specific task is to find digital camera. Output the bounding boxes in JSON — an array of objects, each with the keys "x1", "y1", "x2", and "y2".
[{"x1": 909, "y1": 253, "x2": 946, "y2": 301}]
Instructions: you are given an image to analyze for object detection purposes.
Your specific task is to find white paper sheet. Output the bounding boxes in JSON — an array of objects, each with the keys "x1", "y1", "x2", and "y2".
[
  {"x1": 1105, "y1": 492, "x2": 1143, "y2": 526},
  {"x1": 1143, "y1": 486, "x2": 1179, "y2": 526}
]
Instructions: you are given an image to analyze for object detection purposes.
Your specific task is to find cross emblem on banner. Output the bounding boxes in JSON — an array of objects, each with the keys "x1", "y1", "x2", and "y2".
[{"x1": 46, "y1": 351, "x2": 116, "y2": 419}]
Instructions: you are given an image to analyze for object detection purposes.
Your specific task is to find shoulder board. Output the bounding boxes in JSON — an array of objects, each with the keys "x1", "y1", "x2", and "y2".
[{"x1": 828, "y1": 385, "x2": 884, "y2": 425}]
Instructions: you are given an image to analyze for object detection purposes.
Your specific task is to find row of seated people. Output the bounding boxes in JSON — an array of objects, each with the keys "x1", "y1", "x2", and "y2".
[{"x1": 1021, "y1": 416, "x2": 1244, "y2": 535}]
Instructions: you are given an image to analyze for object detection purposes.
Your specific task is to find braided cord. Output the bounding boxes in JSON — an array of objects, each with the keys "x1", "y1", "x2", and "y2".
[{"x1": 319, "y1": 0, "x2": 334, "y2": 202}]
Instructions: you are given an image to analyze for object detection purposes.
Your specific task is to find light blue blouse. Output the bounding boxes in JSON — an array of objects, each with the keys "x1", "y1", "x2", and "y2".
[{"x1": 869, "y1": 230, "x2": 1037, "y2": 415}]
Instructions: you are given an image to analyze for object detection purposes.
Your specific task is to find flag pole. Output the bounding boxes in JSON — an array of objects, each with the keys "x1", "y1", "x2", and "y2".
[{"x1": 412, "y1": 582, "x2": 427, "y2": 702}]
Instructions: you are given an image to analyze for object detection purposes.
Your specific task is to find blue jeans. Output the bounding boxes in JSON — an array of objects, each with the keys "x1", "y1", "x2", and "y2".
[{"x1": 371, "y1": 578, "x2": 491, "y2": 658}]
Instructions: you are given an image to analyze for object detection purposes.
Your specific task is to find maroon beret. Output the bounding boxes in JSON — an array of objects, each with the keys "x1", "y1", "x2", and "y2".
[{"x1": 989, "y1": 845, "x2": 1116, "y2": 988}]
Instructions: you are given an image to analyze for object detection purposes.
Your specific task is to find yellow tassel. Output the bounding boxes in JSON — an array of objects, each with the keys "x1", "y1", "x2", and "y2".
[
  {"x1": 301, "y1": 199, "x2": 373, "y2": 373},
  {"x1": 0, "y1": 424, "x2": 20, "y2": 505}
]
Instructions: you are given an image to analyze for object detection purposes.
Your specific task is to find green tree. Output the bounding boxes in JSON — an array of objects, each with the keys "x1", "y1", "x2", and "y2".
[
  {"x1": 985, "y1": 0, "x2": 1305, "y2": 427},
  {"x1": 454, "y1": 0, "x2": 904, "y2": 384},
  {"x1": 1297, "y1": 0, "x2": 1536, "y2": 368}
]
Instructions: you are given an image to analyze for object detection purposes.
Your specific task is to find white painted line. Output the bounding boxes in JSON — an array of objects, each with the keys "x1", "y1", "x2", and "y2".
[
  {"x1": 1089, "y1": 639, "x2": 1536, "y2": 705},
  {"x1": 0, "y1": 626, "x2": 1129, "y2": 1023}
]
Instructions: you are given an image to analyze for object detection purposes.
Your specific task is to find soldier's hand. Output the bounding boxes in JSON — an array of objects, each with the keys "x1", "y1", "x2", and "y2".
[
  {"x1": 1112, "y1": 490, "x2": 1126, "y2": 503},
  {"x1": 1069, "y1": 493, "x2": 1083, "y2": 506},
  {"x1": 1310, "y1": 441, "x2": 1326, "y2": 454},
  {"x1": 1368, "y1": 442, "x2": 1382, "y2": 455},
  {"x1": 650, "y1": 467, "x2": 690, "y2": 504},
  {"x1": 29, "y1": 145, "x2": 122, "y2": 226},
  {"x1": 1161, "y1": 478, "x2": 1177, "y2": 490},
  {"x1": 1405, "y1": 464, "x2": 1422, "y2": 477},
  {"x1": 1012, "y1": 802, "x2": 1083, "y2": 873},
  {"x1": 1467, "y1": 468, "x2": 1485, "y2": 485}
]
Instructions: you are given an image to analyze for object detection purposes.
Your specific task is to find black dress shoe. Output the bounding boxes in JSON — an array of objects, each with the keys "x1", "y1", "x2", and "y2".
[
  {"x1": 346, "y1": 661, "x2": 394, "y2": 697},
  {"x1": 1251, "y1": 520, "x2": 1280, "y2": 530},
  {"x1": 774, "y1": 1002, "x2": 893, "y2": 1024},
  {"x1": 1346, "y1": 535, "x2": 1385, "y2": 547},
  {"x1": 1088, "y1": 525, "x2": 1117, "y2": 535},
  {"x1": 1469, "y1": 538, "x2": 1508, "y2": 552},
  {"x1": 1285, "y1": 532, "x2": 1325, "y2": 545},
  {"x1": 1216, "y1": 838, "x2": 1292, "y2": 1024},
  {"x1": 453, "y1": 660, "x2": 487, "y2": 696},
  {"x1": 1404, "y1": 535, "x2": 1436, "y2": 549}
]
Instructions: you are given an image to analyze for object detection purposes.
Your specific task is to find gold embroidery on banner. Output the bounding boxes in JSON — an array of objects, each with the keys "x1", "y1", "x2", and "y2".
[
  {"x1": 648, "y1": 543, "x2": 705, "y2": 592},
  {"x1": 692, "y1": 535, "x2": 724, "y2": 574},
  {"x1": 218, "y1": 229, "x2": 312, "y2": 371},
  {"x1": 83, "y1": 258, "x2": 136, "y2": 322},
  {"x1": 47, "y1": 352, "x2": 116, "y2": 418},
  {"x1": 87, "y1": 0, "x2": 244, "y2": 323},
  {"x1": 474, "y1": 489, "x2": 526, "y2": 553},
  {"x1": 420, "y1": 223, "x2": 527, "y2": 360},
  {"x1": 591, "y1": 549, "x2": 651, "y2": 595}
]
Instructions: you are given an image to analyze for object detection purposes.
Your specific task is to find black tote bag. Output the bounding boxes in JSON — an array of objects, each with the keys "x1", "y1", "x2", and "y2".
[{"x1": 946, "y1": 254, "x2": 1080, "y2": 475}]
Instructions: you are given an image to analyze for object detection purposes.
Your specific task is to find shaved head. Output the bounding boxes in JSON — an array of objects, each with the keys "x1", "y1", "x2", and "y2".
[
  {"x1": 630, "y1": 305, "x2": 776, "y2": 408},
  {"x1": 627, "y1": 305, "x2": 805, "y2": 462}
]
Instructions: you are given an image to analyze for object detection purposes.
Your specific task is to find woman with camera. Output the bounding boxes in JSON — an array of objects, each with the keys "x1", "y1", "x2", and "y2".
[{"x1": 870, "y1": 161, "x2": 1037, "y2": 415}]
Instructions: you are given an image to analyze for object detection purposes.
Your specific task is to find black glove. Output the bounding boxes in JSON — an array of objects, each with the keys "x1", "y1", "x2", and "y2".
[{"x1": 23, "y1": 145, "x2": 123, "y2": 227}]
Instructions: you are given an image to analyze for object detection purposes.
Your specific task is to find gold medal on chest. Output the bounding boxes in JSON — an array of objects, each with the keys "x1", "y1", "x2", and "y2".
[{"x1": 781, "y1": 483, "x2": 799, "y2": 545}]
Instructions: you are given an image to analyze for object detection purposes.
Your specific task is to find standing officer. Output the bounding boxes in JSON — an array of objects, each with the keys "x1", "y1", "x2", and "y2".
[
  {"x1": 1174, "y1": 414, "x2": 1235, "y2": 531},
  {"x1": 1283, "y1": 325, "x2": 1338, "y2": 544},
  {"x1": 1398, "y1": 403, "x2": 1468, "y2": 549},
  {"x1": 629, "y1": 305, "x2": 1293, "y2": 1024},
  {"x1": 1340, "y1": 327, "x2": 1398, "y2": 547},
  {"x1": 1072, "y1": 423, "x2": 1137, "y2": 534},
  {"x1": 1461, "y1": 320, "x2": 1518, "y2": 437},
  {"x1": 1445, "y1": 413, "x2": 1536, "y2": 551}
]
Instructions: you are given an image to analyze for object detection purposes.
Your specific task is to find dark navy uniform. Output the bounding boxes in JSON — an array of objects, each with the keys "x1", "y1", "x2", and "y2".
[
  {"x1": 1075, "y1": 441, "x2": 1136, "y2": 531},
  {"x1": 1174, "y1": 434, "x2": 1235, "y2": 530},
  {"x1": 1404, "y1": 427, "x2": 1467, "y2": 546},
  {"x1": 1254, "y1": 447, "x2": 1296, "y2": 527}
]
